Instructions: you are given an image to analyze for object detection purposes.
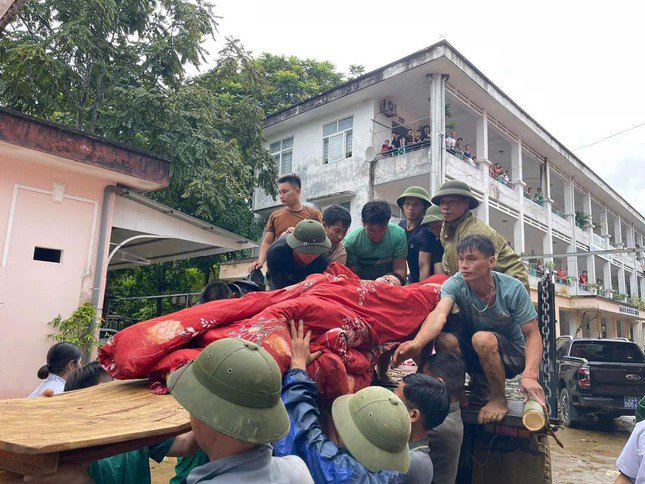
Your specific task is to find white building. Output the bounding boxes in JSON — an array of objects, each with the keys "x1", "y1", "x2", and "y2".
[{"x1": 253, "y1": 41, "x2": 645, "y2": 344}]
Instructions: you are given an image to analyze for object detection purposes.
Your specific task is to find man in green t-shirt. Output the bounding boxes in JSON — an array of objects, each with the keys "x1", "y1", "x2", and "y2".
[{"x1": 343, "y1": 200, "x2": 408, "y2": 281}]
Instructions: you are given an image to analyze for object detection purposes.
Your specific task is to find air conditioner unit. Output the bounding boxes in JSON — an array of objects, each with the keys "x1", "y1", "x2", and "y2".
[{"x1": 380, "y1": 99, "x2": 398, "y2": 117}]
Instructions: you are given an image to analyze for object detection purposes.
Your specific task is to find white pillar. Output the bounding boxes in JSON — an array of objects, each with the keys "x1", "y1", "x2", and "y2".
[
  {"x1": 617, "y1": 267, "x2": 627, "y2": 295},
  {"x1": 428, "y1": 73, "x2": 447, "y2": 196},
  {"x1": 603, "y1": 261, "x2": 612, "y2": 290},
  {"x1": 615, "y1": 215, "x2": 623, "y2": 246},
  {"x1": 585, "y1": 192, "x2": 596, "y2": 284},
  {"x1": 564, "y1": 176, "x2": 578, "y2": 282},
  {"x1": 476, "y1": 111, "x2": 489, "y2": 162},
  {"x1": 476, "y1": 111, "x2": 490, "y2": 224},
  {"x1": 640, "y1": 277, "x2": 645, "y2": 299},
  {"x1": 512, "y1": 139, "x2": 525, "y2": 253}
]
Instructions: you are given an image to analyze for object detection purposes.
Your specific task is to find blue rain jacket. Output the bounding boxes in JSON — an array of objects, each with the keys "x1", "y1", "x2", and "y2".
[{"x1": 274, "y1": 369, "x2": 404, "y2": 484}]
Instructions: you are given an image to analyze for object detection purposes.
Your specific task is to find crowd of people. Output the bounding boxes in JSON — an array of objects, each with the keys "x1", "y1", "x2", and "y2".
[
  {"x1": 24, "y1": 174, "x2": 547, "y2": 484},
  {"x1": 381, "y1": 126, "x2": 432, "y2": 156},
  {"x1": 524, "y1": 186, "x2": 545, "y2": 205}
]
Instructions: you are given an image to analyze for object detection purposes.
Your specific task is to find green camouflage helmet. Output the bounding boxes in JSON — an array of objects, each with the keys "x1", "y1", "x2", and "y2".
[
  {"x1": 397, "y1": 186, "x2": 432, "y2": 210},
  {"x1": 286, "y1": 219, "x2": 331, "y2": 255},
  {"x1": 421, "y1": 204, "x2": 443, "y2": 225},
  {"x1": 430, "y1": 180, "x2": 480, "y2": 209},
  {"x1": 167, "y1": 338, "x2": 289, "y2": 443},
  {"x1": 332, "y1": 386, "x2": 411, "y2": 473}
]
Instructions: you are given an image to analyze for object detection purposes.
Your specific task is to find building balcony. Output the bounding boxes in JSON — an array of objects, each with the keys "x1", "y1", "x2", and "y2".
[
  {"x1": 551, "y1": 209, "x2": 571, "y2": 237},
  {"x1": 575, "y1": 226, "x2": 590, "y2": 248},
  {"x1": 523, "y1": 194, "x2": 548, "y2": 223},
  {"x1": 446, "y1": 151, "x2": 484, "y2": 191},
  {"x1": 372, "y1": 145, "x2": 431, "y2": 186},
  {"x1": 488, "y1": 175, "x2": 519, "y2": 206}
]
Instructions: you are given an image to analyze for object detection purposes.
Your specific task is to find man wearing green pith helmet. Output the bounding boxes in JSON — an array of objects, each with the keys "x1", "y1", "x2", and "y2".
[
  {"x1": 431, "y1": 180, "x2": 528, "y2": 289},
  {"x1": 397, "y1": 186, "x2": 444, "y2": 283},
  {"x1": 167, "y1": 338, "x2": 313, "y2": 483}
]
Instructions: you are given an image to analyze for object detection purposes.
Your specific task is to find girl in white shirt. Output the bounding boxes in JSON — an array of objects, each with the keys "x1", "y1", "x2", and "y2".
[{"x1": 28, "y1": 342, "x2": 82, "y2": 398}]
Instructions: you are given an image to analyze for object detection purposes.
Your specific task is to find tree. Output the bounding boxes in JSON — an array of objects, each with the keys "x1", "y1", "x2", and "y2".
[
  {"x1": 1, "y1": 4, "x2": 350, "y2": 324},
  {"x1": 253, "y1": 53, "x2": 346, "y2": 115}
]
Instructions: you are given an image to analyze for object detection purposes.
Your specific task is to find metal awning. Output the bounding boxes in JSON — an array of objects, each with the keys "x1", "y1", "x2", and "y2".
[{"x1": 107, "y1": 190, "x2": 258, "y2": 270}]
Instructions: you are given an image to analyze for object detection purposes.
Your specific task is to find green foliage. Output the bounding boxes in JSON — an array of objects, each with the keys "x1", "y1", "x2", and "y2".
[
  {"x1": 1, "y1": 5, "x2": 349, "y2": 322},
  {"x1": 575, "y1": 211, "x2": 591, "y2": 230},
  {"x1": 49, "y1": 303, "x2": 98, "y2": 350}
]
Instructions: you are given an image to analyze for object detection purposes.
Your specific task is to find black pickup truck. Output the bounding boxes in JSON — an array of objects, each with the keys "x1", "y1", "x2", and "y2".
[{"x1": 556, "y1": 336, "x2": 645, "y2": 427}]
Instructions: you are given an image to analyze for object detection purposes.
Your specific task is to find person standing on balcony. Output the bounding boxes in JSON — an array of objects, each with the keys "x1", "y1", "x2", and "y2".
[
  {"x1": 391, "y1": 132, "x2": 403, "y2": 150},
  {"x1": 406, "y1": 129, "x2": 415, "y2": 146},
  {"x1": 556, "y1": 266, "x2": 567, "y2": 280},
  {"x1": 430, "y1": 180, "x2": 529, "y2": 290},
  {"x1": 249, "y1": 174, "x2": 322, "y2": 271},
  {"x1": 579, "y1": 270, "x2": 588, "y2": 285},
  {"x1": 534, "y1": 187, "x2": 544, "y2": 205},
  {"x1": 344, "y1": 200, "x2": 408, "y2": 281},
  {"x1": 445, "y1": 130, "x2": 457, "y2": 150},
  {"x1": 397, "y1": 187, "x2": 442, "y2": 283}
]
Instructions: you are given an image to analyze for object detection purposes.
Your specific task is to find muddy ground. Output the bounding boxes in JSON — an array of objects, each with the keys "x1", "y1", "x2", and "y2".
[{"x1": 150, "y1": 418, "x2": 632, "y2": 483}]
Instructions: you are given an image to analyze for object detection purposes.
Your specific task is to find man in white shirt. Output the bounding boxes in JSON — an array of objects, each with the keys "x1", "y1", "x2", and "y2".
[{"x1": 616, "y1": 420, "x2": 645, "y2": 483}]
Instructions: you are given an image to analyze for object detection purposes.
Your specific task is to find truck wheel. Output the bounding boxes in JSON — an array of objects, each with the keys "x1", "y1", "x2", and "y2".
[{"x1": 559, "y1": 388, "x2": 583, "y2": 428}]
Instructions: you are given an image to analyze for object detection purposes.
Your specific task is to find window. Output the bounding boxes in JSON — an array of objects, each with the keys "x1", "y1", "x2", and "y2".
[
  {"x1": 323, "y1": 116, "x2": 353, "y2": 164},
  {"x1": 270, "y1": 137, "x2": 294, "y2": 175},
  {"x1": 34, "y1": 247, "x2": 62, "y2": 263}
]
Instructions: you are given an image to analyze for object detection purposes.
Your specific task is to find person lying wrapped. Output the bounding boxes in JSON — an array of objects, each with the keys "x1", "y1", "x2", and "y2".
[{"x1": 99, "y1": 263, "x2": 447, "y2": 401}]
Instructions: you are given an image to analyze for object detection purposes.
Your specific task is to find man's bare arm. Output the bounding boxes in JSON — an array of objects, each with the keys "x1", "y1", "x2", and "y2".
[
  {"x1": 433, "y1": 261, "x2": 444, "y2": 275},
  {"x1": 391, "y1": 296, "x2": 454, "y2": 366},
  {"x1": 392, "y1": 258, "x2": 408, "y2": 281},
  {"x1": 418, "y1": 251, "x2": 431, "y2": 281},
  {"x1": 520, "y1": 320, "x2": 546, "y2": 407},
  {"x1": 249, "y1": 231, "x2": 275, "y2": 270}
]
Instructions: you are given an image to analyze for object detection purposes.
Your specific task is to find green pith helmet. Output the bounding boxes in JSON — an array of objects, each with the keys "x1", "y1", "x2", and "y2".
[
  {"x1": 396, "y1": 186, "x2": 432, "y2": 210},
  {"x1": 286, "y1": 219, "x2": 331, "y2": 255},
  {"x1": 430, "y1": 180, "x2": 480, "y2": 209},
  {"x1": 421, "y1": 204, "x2": 443, "y2": 225},
  {"x1": 332, "y1": 386, "x2": 411, "y2": 473},
  {"x1": 167, "y1": 338, "x2": 289, "y2": 444}
]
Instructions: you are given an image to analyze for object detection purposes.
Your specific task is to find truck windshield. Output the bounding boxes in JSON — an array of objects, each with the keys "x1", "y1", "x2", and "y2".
[{"x1": 570, "y1": 342, "x2": 645, "y2": 363}]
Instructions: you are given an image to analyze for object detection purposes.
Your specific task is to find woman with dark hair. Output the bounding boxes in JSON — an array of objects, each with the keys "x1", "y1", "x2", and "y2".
[{"x1": 28, "y1": 342, "x2": 82, "y2": 397}]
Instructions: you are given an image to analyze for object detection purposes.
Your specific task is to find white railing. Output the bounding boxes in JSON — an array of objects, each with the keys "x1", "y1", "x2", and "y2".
[{"x1": 372, "y1": 146, "x2": 431, "y2": 186}]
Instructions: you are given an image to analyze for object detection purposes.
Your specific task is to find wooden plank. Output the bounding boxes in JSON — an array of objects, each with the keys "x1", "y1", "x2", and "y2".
[
  {"x1": 0, "y1": 470, "x2": 24, "y2": 483},
  {"x1": 0, "y1": 380, "x2": 190, "y2": 455},
  {"x1": 58, "y1": 430, "x2": 184, "y2": 465},
  {"x1": 0, "y1": 448, "x2": 58, "y2": 477}
]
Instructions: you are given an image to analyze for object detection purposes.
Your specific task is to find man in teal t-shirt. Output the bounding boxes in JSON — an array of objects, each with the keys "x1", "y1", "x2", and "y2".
[
  {"x1": 343, "y1": 200, "x2": 407, "y2": 280},
  {"x1": 89, "y1": 438, "x2": 175, "y2": 484},
  {"x1": 393, "y1": 234, "x2": 546, "y2": 426}
]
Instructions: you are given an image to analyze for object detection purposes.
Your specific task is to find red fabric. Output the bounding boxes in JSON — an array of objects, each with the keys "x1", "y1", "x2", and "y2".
[{"x1": 99, "y1": 263, "x2": 446, "y2": 400}]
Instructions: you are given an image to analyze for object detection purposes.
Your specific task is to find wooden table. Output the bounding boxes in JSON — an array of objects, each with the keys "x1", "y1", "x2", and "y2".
[{"x1": 0, "y1": 380, "x2": 190, "y2": 480}]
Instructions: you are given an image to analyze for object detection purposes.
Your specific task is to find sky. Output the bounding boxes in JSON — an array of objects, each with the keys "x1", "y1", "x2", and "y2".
[{"x1": 199, "y1": 1, "x2": 645, "y2": 215}]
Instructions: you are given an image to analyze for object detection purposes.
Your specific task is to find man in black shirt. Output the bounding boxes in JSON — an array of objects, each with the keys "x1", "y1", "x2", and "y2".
[
  {"x1": 421, "y1": 204, "x2": 445, "y2": 276},
  {"x1": 397, "y1": 187, "x2": 443, "y2": 283},
  {"x1": 266, "y1": 220, "x2": 331, "y2": 290}
]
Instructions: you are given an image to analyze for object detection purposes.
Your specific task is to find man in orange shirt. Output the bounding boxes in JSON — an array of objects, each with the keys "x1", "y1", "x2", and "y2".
[{"x1": 250, "y1": 174, "x2": 322, "y2": 271}]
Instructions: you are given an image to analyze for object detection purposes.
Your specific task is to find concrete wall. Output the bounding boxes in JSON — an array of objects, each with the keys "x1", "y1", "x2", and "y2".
[
  {"x1": 256, "y1": 98, "x2": 376, "y2": 228},
  {"x1": 0, "y1": 156, "x2": 111, "y2": 398}
]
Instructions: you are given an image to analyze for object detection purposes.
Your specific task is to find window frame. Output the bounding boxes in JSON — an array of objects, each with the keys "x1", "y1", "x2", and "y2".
[
  {"x1": 323, "y1": 116, "x2": 353, "y2": 164},
  {"x1": 270, "y1": 136, "x2": 294, "y2": 175}
]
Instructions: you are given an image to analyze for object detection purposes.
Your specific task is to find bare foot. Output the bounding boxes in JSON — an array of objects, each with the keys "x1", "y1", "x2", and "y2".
[{"x1": 477, "y1": 398, "x2": 509, "y2": 424}]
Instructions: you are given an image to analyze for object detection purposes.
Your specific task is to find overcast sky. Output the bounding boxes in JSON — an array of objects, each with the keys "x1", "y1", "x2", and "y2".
[{"x1": 203, "y1": 1, "x2": 645, "y2": 215}]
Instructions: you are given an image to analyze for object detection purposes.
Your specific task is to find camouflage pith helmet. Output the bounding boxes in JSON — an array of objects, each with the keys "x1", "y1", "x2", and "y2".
[
  {"x1": 430, "y1": 180, "x2": 480, "y2": 209},
  {"x1": 168, "y1": 338, "x2": 289, "y2": 443},
  {"x1": 421, "y1": 204, "x2": 443, "y2": 225},
  {"x1": 397, "y1": 186, "x2": 432, "y2": 210},
  {"x1": 286, "y1": 219, "x2": 331, "y2": 255},
  {"x1": 332, "y1": 386, "x2": 411, "y2": 473}
]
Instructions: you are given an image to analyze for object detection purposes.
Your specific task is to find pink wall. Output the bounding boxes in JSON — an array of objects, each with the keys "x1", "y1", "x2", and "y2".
[{"x1": 0, "y1": 154, "x2": 113, "y2": 398}]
